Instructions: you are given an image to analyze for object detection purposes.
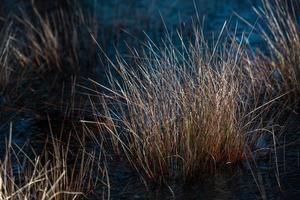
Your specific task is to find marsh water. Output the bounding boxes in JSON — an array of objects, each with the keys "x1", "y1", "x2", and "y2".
[{"x1": 0, "y1": 0, "x2": 299, "y2": 199}]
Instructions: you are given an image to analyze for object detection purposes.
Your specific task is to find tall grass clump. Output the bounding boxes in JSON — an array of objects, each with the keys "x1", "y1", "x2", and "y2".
[
  {"x1": 256, "y1": 0, "x2": 300, "y2": 103},
  {"x1": 0, "y1": 122, "x2": 105, "y2": 200},
  {"x1": 12, "y1": 2, "x2": 97, "y2": 73},
  {"x1": 95, "y1": 27, "x2": 276, "y2": 182}
]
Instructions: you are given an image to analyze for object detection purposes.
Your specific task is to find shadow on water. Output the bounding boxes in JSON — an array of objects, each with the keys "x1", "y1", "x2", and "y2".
[{"x1": 0, "y1": 0, "x2": 299, "y2": 199}]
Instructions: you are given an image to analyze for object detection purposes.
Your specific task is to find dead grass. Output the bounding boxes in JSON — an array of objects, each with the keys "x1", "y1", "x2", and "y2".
[
  {"x1": 0, "y1": 1, "x2": 98, "y2": 101},
  {"x1": 93, "y1": 26, "x2": 277, "y2": 182},
  {"x1": 256, "y1": 0, "x2": 300, "y2": 103},
  {"x1": 0, "y1": 19, "x2": 14, "y2": 90},
  {"x1": 0, "y1": 0, "x2": 297, "y2": 195},
  {"x1": 0, "y1": 121, "x2": 108, "y2": 200},
  {"x1": 11, "y1": 2, "x2": 97, "y2": 73}
]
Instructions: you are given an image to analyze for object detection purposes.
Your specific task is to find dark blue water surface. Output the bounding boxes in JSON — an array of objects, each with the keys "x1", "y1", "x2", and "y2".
[{"x1": 87, "y1": 0, "x2": 264, "y2": 55}]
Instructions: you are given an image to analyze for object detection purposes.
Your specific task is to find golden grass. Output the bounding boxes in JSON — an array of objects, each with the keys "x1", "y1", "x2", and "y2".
[
  {"x1": 0, "y1": 0, "x2": 298, "y2": 195},
  {"x1": 0, "y1": 2, "x2": 97, "y2": 95},
  {"x1": 94, "y1": 27, "x2": 277, "y2": 182},
  {"x1": 0, "y1": 122, "x2": 107, "y2": 200},
  {"x1": 11, "y1": 2, "x2": 97, "y2": 73},
  {"x1": 256, "y1": 0, "x2": 300, "y2": 103}
]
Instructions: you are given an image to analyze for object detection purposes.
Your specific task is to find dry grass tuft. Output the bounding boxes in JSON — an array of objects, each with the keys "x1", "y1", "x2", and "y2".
[
  {"x1": 0, "y1": 122, "x2": 107, "y2": 200},
  {"x1": 94, "y1": 27, "x2": 276, "y2": 182},
  {"x1": 11, "y1": 2, "x2": 97, "y2": 73},
  {"x1": 0, "y1": 2, "x2": 98, "y2": 95},
  {"x1": 256, "y1": 0, "x2": 300, "y2": 103}
]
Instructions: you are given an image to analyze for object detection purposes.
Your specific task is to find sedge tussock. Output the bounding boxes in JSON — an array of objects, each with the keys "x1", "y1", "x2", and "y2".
[
  {"x1": 257, "y1": 0, "x2": 300, "y2": 103},
  {"x1": 12, "y1": 2, "x2": 97, "y2": 73},
  {"x1": 94, "y1": 27, "x2": 277, "y2": 182},
  {"x1": 0, "y1": 122, "x2": 106, "y2": 200}
]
